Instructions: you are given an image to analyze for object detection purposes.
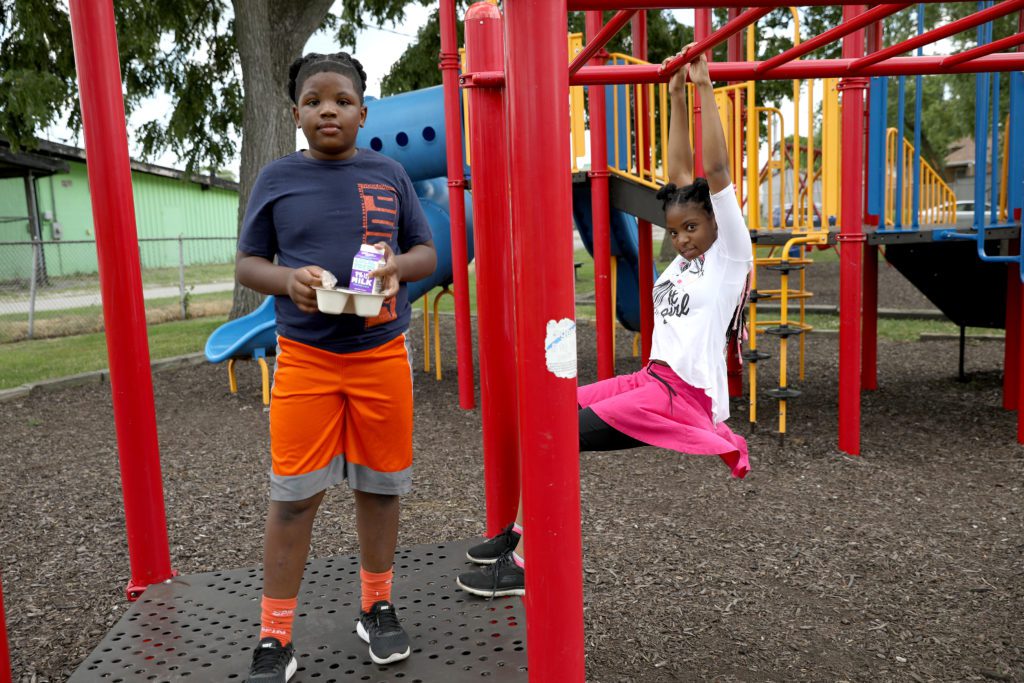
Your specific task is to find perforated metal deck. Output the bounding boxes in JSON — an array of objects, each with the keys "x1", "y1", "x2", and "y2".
[{"x1": 70, "y1": 539, "x2": 528, "y2": 682}]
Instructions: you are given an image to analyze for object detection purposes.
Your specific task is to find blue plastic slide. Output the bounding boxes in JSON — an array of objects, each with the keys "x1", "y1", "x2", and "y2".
[{"x1": 204, "y1": 295, "x2": 276, "y2": 364}]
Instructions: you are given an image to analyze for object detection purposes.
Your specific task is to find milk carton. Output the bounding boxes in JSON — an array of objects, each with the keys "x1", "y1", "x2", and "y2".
[{"x1": 349, "y1": 243, "x2": 384, "y2": 294}]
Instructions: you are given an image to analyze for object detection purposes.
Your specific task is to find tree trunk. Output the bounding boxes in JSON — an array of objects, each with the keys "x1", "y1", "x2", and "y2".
[
  {"x1": 228, "y1": 0, "x2": 334, "y2": 319},
  {"x1": 659, "y1": 228, "x2": 676, "y2": 261}
]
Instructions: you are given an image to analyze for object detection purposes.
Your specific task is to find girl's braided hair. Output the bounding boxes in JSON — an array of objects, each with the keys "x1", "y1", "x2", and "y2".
[
  {"x1": 655, "y1": 177, "x2": 712, "y2": 215},
  {"x1": 288, "y1": 52, "x2": 368, "y2": 104}
]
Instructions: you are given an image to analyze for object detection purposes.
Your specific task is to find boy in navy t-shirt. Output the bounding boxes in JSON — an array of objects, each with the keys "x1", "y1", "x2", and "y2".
[{"x1": 236, "y1": 52, "x2": 436, "y2": 682}]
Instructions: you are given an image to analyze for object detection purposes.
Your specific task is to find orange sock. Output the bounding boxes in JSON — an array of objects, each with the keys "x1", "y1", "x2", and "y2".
[
  {"x1": 259, "y1": 595, "x2": 297, "y2": 645},
  {"x1": 360, "y1": 566, "x2": 394, "y2": 612}
]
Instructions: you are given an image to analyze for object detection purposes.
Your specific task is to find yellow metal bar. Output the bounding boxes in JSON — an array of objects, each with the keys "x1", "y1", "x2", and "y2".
[
  {"x1": 648, "y1": 83, "x2": 657, "y2": 183},
  {"x1": 635, "y1": 83, "x2": 645, "y2": 181},
  {"x1": 461, "y1": 48, "x2": 471, "y2": 167},
  {"x1": 258, "y1": 357, "x2": 270, "y2": 406},
  {"x1": 569, "y1": 33, "x2": 586, "y2": 172},
  {"x1": 613, "y1": 81, "x2": 620, "y2": 173},
  {"x1": 227, "y1": 358, "x2": 238, "y2": 394},
  {"x1": 660, "y1": 84, "x2": 669, "y2": 182},
  {"x1": 747, "y1": 26, "x2": 760, "y2": 229},
  {"x1": 433, "y1": 287, "x2": 454, "y2": 381},
  {"x1": 610, "y1": 256, "x2": 618, "y2": 366},
  {"x1": 422, "y1": 294, "x2": 431, "y2": 372},
  {"x1": 822, "y1": 78, "x2": 840, "y2": 222}
]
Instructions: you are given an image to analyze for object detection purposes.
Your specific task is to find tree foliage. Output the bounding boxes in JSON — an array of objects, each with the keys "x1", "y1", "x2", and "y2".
[{"x1": 0, "y1": 0, "x2": 428, "y2": 171}]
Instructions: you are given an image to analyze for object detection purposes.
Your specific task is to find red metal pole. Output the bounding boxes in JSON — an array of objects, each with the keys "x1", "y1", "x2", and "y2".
[
  {"x1": 941, "y1": 31, "x2": 1024, "y2": 67},
  {"x1": 440, "y1": 0, "x2": 476, "y2": 410},
  {"x1": 862, "y1": 242, "x2": 879, "y2": 390},
  {"x1": 633, "y1": 13, "x2": 654, "y2": 364},
  {"x1": 570, "y1": 53, "x2": 1024, "y2": 84},
  {"x1": 838, "y1": 5, "x2": 868, "y2": 456},
  {"x1": 692, "y1": 9, "x2": 711, "y2": 178},
  {"x1": 0, "y1": 571, "x2": 10, "y2": 683},
  {"x1": 660, "y1": 7, "x2": 773, "y2": 78},
  {"x1": 465, "y1": 2, "x2": 520, "y2": 536},
  {"x1": 68, "y1": 0, "x2": 173, "y2": 600},
  {"x1": 850, "y1": 0, "x2": 1024, "y2": 72},
  {"x1": 505, "y1": 1, "x2": 585, "y2": 680},
  {"x1": 569, "y1": 9, "x2": 636, "y2": 75},
  {"x1": 1004, "y1": 242, "x2": 1020, "y2": 410},
  {"x1": 756, "y1": 3, "x2": 912, "y2": 75},
  {"x1": 587, "y1": 11, "x2": 616, "y2": 380}
]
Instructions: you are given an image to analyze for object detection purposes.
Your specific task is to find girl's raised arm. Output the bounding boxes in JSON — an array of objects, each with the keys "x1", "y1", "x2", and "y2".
[
  {"x1": 665, "y1": 47, "x2": 694, "y2": 187},
  {"x1": 687, "y1": 54, "x2": 731, "y2": 195}
]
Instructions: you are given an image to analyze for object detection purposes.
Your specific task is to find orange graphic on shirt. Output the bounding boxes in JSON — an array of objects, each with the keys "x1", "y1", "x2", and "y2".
[{"x1": 358, "y1": 183, "x2": 400, "y2": 327}]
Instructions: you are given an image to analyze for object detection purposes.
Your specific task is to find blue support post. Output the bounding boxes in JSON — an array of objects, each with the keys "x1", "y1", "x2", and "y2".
[
  {"x1": 867, "y1": 76, "x2": 888, "y2": 222},
  {"x1": 991, "y1": 71, "x2": 1001, "y2": 225},
  {"x1": 973, "y1": 2, "x2": 990, "y2": 231},
  {"x1": 895, "y1": 76, "x2": 906, "y2": 229},
  {"x1": 1009, "y1": 71, "x2": 1024, "y2": 222}
]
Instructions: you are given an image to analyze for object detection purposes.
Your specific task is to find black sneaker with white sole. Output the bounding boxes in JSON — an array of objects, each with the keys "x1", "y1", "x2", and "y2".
[
  {"x1": 456, "y1": 549, "x2": 525, "y2": 597},
  {"x1": 466, "y1": 524, "x2": 521, "y2": 565},
  {"x1": 356, "y1": 600, "x2": 411, "y2": 665},
  {"x1": 246, "y1": 637, "x2": 297, "y2": 683}
]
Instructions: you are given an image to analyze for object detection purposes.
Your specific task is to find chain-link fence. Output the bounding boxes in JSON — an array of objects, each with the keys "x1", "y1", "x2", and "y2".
[{"x1": 0, "y1": 236, "x2": 237, "y2": 343}]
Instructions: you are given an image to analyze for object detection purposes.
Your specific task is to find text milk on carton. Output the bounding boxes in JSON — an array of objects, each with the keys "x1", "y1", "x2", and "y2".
[{"x1": 349, "y1": 244, "x2": 384, "y2": 294}]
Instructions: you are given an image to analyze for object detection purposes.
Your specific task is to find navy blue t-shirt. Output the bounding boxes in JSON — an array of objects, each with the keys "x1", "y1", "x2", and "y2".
[{"x1": 238, "y1": 150, "x2": 433, "y2": 354}]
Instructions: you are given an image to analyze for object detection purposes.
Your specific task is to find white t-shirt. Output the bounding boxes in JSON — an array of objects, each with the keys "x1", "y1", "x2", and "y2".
[{"x1": 649, "y1": 184, "x2": 753, "y2": 424}]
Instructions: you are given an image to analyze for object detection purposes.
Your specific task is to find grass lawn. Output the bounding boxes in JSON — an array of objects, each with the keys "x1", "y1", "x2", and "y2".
[{"x1": 0, "y1": 317, "x2": 223, "y2": 390}]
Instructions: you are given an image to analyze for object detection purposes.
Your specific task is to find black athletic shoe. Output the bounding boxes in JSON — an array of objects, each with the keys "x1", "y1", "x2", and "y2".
[
  {"x1": 466, "y1": 523, "x2": 521, "y2": 565},
  {"x1": 456, "y1": 549, "x2": 526, "y2": 597},
  {"x1": 246, "y1": 637, "x2": 297, "y2": 683},
  {"x1": 356, "y1": 600, "x2": 411, "y2": 665}
]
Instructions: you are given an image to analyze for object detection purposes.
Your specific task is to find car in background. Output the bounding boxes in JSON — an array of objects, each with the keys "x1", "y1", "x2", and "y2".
[{"x1": 955, "y1": 199, "x2": 992, "y2": 227}]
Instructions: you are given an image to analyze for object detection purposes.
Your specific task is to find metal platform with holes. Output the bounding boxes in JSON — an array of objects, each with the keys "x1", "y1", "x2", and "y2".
[{"x1": 69, "y1": 539, "x2": 528, "y2": 683}]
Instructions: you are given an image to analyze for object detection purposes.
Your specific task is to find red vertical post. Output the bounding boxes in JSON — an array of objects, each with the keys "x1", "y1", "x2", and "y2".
[
  {"x1": 632, "y1": 13, "x2": 655, "y2": 364},
  {"x1": 505, "y1": 1, "x2": 585, "y2": 680},
  {"x1": 838, "y1": 5, "x2": 869, "y2": 455},
  {"x1": 464, "y1": 2, "x2": 520, "y2": 534},
  {"x1": 68, "y1": 0, "x2": 173, "y2": 600},
  {"x1": 0, "y1": 571, "x2": 10, "y2": 683},
  {"x1": 1005, "y1": 251, "x2": 1020, "y2": 410},
  {"x1": 586, "y1": 12, "x2": 616, "y2": 380},
  {"x1": 440, "y1": 0, "x2": 476, "y2": 410},
  {"x1": 692, "y1": 9, "x2": 712, "y2": 177}
]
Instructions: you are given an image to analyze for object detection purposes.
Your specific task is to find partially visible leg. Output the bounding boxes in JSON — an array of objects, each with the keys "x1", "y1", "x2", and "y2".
[
  {"x1": 578, "y1": 406, "x2": 646, "y2": 452},
  {"x1": 354, "y1": 490, "x2": 401, "y2": 587},
  {"x1": 263, "y1": 492, "x2": 326, "y2": 599}
]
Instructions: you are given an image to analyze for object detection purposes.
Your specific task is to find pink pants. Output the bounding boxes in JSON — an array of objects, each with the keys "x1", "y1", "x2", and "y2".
[{"x1": 578, "y1": 363, "x2": 750, "y2": 479}]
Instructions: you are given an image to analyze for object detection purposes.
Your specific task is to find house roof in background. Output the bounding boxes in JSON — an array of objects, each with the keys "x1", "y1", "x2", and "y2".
[
  {"x1": 945, "y1": 136, "x2": 998, "y2": 169},
  {"x1": 0, "y1": 138, "x2": 239, "y2": 192}
]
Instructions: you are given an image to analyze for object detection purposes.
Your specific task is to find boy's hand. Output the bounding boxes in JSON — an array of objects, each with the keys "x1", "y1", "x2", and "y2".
[
  {"x1": 666, "y1": 42, "x2": 696, "y2": 95},
  {"x1": 687, "y1": 53, "x2": 712, "y2": 88},
  {"x1": 287, "y1": 265, "x2": 323, "y2": 314},
  {"x1": 368, "y1": 243, "x2": 401, "y2": 299}
]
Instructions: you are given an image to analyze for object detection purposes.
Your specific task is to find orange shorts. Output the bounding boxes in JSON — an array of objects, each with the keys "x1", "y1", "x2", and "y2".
[{"x1": 269, "y1": 334, "x2": 413, "y2": 500}]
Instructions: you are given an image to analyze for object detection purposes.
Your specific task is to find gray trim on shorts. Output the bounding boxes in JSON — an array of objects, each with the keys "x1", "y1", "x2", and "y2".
[{"x1": 270, "y1": 456, "x2": 412, "y2": 501}]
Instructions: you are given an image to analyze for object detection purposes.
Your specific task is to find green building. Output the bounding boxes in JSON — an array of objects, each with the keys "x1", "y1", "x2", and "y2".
[{"x1": 0, "y1": 139, "x2": 239, "y2": 282}]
